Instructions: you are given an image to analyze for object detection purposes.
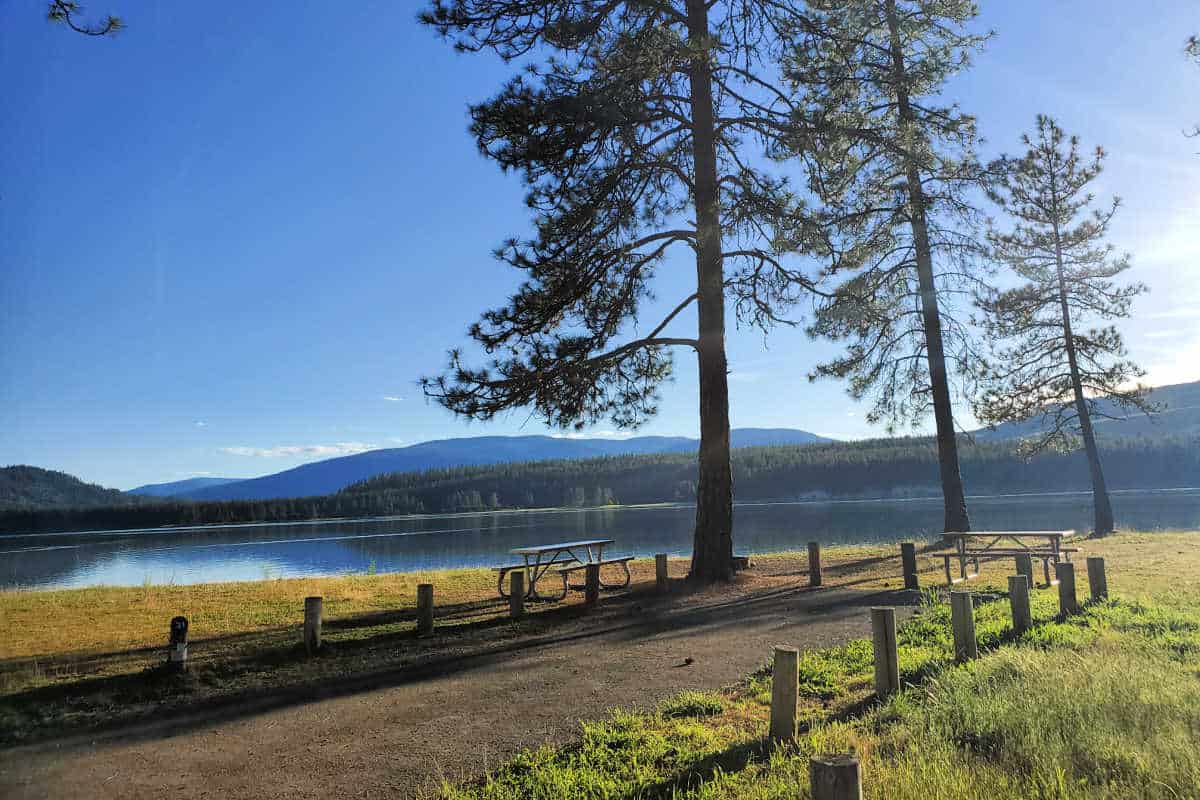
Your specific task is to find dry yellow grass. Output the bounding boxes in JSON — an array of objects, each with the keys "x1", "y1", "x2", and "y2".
[
  {"x1": 0, "y1": 532, "x2": 1193, "y2": 663},
  {"x1": 0, "y1": 546, "x2": 901, "y2": 662}
]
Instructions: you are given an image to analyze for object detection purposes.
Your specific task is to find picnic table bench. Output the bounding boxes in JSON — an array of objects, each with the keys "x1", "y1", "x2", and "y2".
[
  {"x1": 493, "y1": 539, "x2": 633, "y2": 601},
  {"x1": 934, "y1": 530, "x2": 1077, "y2": 587}
]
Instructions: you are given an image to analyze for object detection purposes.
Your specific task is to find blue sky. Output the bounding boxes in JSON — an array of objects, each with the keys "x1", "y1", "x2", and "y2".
[{"x1": 2, "y1": 1, "x2": 1199, "y2": 489}]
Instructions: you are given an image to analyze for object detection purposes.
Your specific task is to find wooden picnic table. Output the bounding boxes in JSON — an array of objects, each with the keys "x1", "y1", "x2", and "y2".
[
  {"x1": 494, "y1": 539, "x2": 633, "y2": 601},
  {"x1": 938, "y1": 530, "x2": 1077, "y2": 586}
]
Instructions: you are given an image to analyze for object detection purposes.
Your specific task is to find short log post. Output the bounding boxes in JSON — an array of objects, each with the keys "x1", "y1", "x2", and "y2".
[
  {"x1": 1086, "y1": 556, "x2": 1108, "y2": 603},
  {"x1": 769, "y1": 646, "x2": 799, "y2": 743},
  {"x1": 655, "y1": 553, "x2": 669, "y2": 594},
  {"x1": 509, "y1": 571, "x2": 525, "y2": 619},
  {"x1": 1015, "y1": 552, "x2": 1034, "y2": 585},
  {"x1": 585, "y1": 563, "x2": 600, "y2": 607},
  {"x1": 810, "y1": 753, "x2": 864, "y2": 800},
  {"x1": 1008, "y1": 574, "x2": 1032, "y2": 636},
  {"x1": 167, "y1": 615, "x2": 189, "y2": 673},
  {"x1": 950, "y1": 591, "x2": 978, "y2": 662},
  {"x1": 303, "y1": 596, "x2": 323, "y2": 654},
  {"x1": 871, "y1": 607, "x2": 900, "y2": 699},
  {"x1": 416, "y1": 583, "x2": 434, "y2": 636},
  {"x1": 808, "y1": 542, "x2": 822, "y2": 588},
  {"x1": 901, "y1": 542, "x2": 919, "y2": 591},
  {"x1": 1056, "y1": 562, "x2": 1079, "y2": 616}
]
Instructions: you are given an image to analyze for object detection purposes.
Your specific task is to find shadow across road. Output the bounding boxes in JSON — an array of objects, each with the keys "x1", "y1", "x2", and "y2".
[{"x1": 0, "y1": 574, "x2": 920, "y2": 756}]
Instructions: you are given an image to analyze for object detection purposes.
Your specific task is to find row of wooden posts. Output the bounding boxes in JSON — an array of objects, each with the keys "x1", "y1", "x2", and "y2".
[
  {"x1": 160, "y1": 542, "x2": 995, "y2": 665},
  {"x1": 771, "y1": 554, "x2": 1111, "y2": 799},
  {"x1": 170, "y1": 542, "x2": 1106, "y2": 666},
  {"x1": 168, "y1": 555, "x2": 671, "y2": 667},
  {"x1": 168, "y1": 543, "x2": 825, "y2": 665}
]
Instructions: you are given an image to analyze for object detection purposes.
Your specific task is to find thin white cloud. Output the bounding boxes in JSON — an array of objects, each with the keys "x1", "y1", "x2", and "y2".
[
  {"x1": 382, "y1": 395, "x2": 405, "y2": 402},
  {"x1": 1142, "y1": 328, "x2": 1190, "y2": 339},
  {"x1": 549, "y1": 430, "x2": 636, "y2": 440},
  {"x1": 193, "y1": 420, "x2": 208, "y2": 428},
  {"x1": 1142, "y1": 307, "x2": 1200, "y2": 322},
  {"x1": 220, "y1": 442, "x2": 377, "y2": 458}
]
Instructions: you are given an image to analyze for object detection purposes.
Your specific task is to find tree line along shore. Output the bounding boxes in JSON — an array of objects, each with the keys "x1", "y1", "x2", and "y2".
[{"x1": 3, "y1": 434, "x2": 1196, "y2": 534}]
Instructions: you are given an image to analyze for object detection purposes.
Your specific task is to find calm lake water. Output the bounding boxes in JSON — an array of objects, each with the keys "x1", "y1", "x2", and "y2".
[{"x1": 3, "y1": 488, "x2": 1198, "y2": 589}]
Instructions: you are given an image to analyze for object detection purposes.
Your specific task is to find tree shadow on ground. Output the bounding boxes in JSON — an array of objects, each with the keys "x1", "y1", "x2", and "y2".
[{"x1": 0, "y1": 574, "x2": 921, "y2": 752}]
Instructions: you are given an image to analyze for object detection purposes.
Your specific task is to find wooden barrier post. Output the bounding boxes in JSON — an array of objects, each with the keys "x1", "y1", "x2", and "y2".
[
  {"x1": 769, "y1": 646, "x2": 799, "y2": 743},
  {"x1": 303, "y1": 596, "x2": 323, "y2": 654},
  {"x1": 808, "y1": 542, "x2": 822, "y2": 588},
  {"x1": 950, "y1": 591, "x2": 978, "y2": 662},
  {"x1": 167, "y1": 616, "x2": 188, "y2": 673},
  {"x1": 1086, "y1": 556, "x2": 1108, "y2": 602},
  {"x1": 509, "y1": 571, "x2": 525, "y2": 619},
  {"x1": 585, "y1": 563, "x2": 600, "y2": 607},
  {"x1": 901, "y1": 542, "x2": 919, "y2": 591},
  {"x1": 1056, "y1": 562, "x2": 1079, "y2": 616},
  {"x1": 810, "y1": 754, "x2": 863, "y2": 800},
  {"x1": 417, "y1": 583, "x2": 434, "y2": 636},
  {"x1": 1008, "y1": 574, "x2": 1032, "y2": 635},
  {"x1": 1015, "y1": 552, "x2": 1034, "y2": 586},
  {"x1": 871, "y1": 607, "x2": 900, "y2": 699},
  {"x1": 655, "y1": 553, "x2": 669, "y2": 594}
]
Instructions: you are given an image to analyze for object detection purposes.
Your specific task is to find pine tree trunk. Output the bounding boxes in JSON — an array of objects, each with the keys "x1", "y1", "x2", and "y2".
[
  {"x1": 685, "y1": 0, "x2": 734, "y2": 582},
  {"x1": 884, "y1": 0, "x2": 971, "y2": 533},
  {"x1": 1077, "y1": 400, "x2": 1115, "y2": 535},
  {"x1": 1051, "y1": 218, "x2": 1115, "y2": 536}
]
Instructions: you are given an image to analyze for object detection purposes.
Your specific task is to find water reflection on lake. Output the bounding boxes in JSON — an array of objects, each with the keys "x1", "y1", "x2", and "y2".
[{"x1": 2, "y1": 488, "x2": 1197, "y2": 589}]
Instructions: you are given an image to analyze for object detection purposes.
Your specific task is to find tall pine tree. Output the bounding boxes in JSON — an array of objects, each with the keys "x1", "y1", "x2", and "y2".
[
  {"x1": 975, "y1": 116, "x2": 1153, "y2": 536},
  {"x1": 419, "y1": 2, "x2": 813, "y2": 582},
  {"x1": 777, "y1": 0, "x2": 990, "y2": 532}
]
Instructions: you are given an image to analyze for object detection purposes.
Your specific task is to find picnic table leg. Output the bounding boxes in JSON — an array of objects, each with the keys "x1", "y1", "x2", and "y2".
[
  {"x1": 598, "y1": 560, "x2": 632, "y2": 590},
  {"x1": 527, "y1": 555, "x2": 542, "y2": 599},
  {"x1": 944, "y1": 555, "x2": 953, "y2": 586},
  {"x1": 958, "y1": 538, "x2": 968, "y2": 581}
]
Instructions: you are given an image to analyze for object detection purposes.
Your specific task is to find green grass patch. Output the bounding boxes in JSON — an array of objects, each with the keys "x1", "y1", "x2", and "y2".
[
  {"x1": 441, "y1": 586, "x2": 1200, "y2": 800},
  {"x1": 658, "y1": 691, "x2": 726, "y2": 720}
]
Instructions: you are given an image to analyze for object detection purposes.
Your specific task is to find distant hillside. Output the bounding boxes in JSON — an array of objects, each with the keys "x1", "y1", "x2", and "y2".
[
  {"x1": 128, "y1": 477, "x2": 245, "y2": 498},
  {"x1": 0, "y1": 466, "x2": 145, "y2": 511},
  {"x1": 177, "y1": 429, "x2": 832, "y2": 502},
  {"x1": 975, "y1": 381, "x2": 1200, "y2": 442},
  {"x1": 6, "y1": 433, "x2": 1198, "y2": 534}
]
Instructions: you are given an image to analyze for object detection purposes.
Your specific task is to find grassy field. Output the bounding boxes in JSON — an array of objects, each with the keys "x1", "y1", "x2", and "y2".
[{"x1": 436, "y1": 531, "x2": 1200, "y2": 800}]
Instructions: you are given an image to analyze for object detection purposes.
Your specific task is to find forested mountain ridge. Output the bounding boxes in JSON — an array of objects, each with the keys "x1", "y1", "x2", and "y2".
[
  {"x1": 4, "y1": 434, "x2": 1197, "y2": 534},
  {"x1": 0, "y1": 466, "x2": 148, "y2": 511},
  {"x1": 169, "y1": 382, "x2": 1200, "y2": 504},
  {"x1": 128, "y1": 477, "x2": 246, "y2": 497},
  {"x1": 973, "y1": 381, "x2": 1200, "y2": 441},
  {"x1": 173, "y1": 429, "x2": 833, "y2": 502},
  {"x1": 343, "y1": 434, "x2": 1200, "y2": 509}
]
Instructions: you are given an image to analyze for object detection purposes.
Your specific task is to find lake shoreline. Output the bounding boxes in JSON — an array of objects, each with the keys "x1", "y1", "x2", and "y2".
[
  {"x1": 8, "y1": 484, "x2": 1200, "y2": 538},
  {"x1": 4, "y1": 488, "x2": 1199, "y2": 590},
  {"x1": 9, "y1": 484, "x2": 1200, "y2": 542}
]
